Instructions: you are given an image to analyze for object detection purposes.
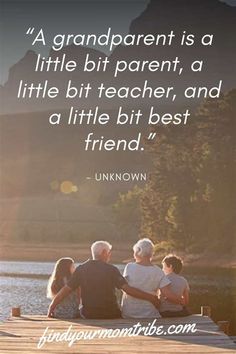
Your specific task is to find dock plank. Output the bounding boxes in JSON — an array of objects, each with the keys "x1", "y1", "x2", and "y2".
[{"x1": 0, "y1": 315, "x2": 235, "y2": 353}]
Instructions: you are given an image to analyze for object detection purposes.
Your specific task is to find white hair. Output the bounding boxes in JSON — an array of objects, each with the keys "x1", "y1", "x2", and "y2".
[
  {"x1": 133, "y1": 238, "x2": 154, "y2": 258},
  {"x1": 91, "y1": 240, "x2": 112, "y2": 259}
]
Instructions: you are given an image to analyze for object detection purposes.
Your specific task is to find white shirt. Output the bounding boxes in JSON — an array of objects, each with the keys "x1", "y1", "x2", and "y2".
[{"x1": 121, "y1": 262, "x2": 171, "y2": 318}]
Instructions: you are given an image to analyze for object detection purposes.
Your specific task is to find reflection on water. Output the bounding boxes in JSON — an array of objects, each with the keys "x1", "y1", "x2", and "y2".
[{"x1": 0, "y1": 261, "x2": 235, "y2": 335}]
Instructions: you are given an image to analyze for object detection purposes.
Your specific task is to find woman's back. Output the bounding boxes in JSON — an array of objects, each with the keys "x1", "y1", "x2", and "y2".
[{"x1": 121, "y1": 262, "x2": 170, "y2": 318}]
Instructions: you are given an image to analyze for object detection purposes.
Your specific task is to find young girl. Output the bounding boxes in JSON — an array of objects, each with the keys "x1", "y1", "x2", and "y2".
[{"x1": 47, "y1": 257, "x2": 80, "y2": 319}]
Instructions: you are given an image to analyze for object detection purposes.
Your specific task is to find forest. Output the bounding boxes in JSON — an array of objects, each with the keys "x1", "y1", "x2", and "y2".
[{"x1": 113, "y1": 90, "x2": 236, "y2": 254}]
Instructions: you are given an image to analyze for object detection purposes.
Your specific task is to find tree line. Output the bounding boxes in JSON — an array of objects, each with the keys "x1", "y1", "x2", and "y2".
[{"x1": 113, "y1": 90, "x2": 236, "y2": 253}]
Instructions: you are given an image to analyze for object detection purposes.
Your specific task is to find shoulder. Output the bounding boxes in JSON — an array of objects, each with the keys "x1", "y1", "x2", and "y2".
[
  {"x1": 152, "y1": 264, "x2": 165, "y2": 275},
  {"x1": 150, "y1": 265, "x2": 168, "y2": 281},
  {"x1": 124, "y1": 262, "x2": 141, "y2": 273},
  {"x1": 78, "y1": 259, "x2": 90, "y2": 267},
  {"x1": 180, "y1": 275, "x2": 189, "y2": 286},
  {"x1": 153, "y1": 264, "x2": 162, "y2": 271},
  {"x1": 155, "y1": 267, "x2": 171, "y2": 287},
  {"x1": 172, "y1": 273, "x2": 189, "y2": 286},
  {"x1": 105, "y1": 262, "x2": 117, "y2": 269},
  {"x1": 75, "y1": 259, "x2": 90, "y2": 273},
  {"x1": 105, "y1": 263, "x2": 121, "y2": 273},
  {"x1": 177, "y1": 274, "x2": 188, "y2": 282},
  {"x1": 125, "y1": 262, "x2": 136, "y2": 269}
]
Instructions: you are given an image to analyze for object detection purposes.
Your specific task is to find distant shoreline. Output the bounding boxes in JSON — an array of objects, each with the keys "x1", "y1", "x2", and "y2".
[
  {"x1": 0, "y1": 242, "x2": 235, "y2": 268},
  {"x1": 0, "y1": 242, "x2": 133, "y2": 264}
]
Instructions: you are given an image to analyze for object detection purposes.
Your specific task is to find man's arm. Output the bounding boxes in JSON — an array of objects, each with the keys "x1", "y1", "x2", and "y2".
[
  {"x1": 47, "y1": 285, "x2": 72, "y2": 317},
  {"x1": 121, "y1": 284, "x2": 159, "y2": 308},
  {"x1": 160, "y1": 284, "x2": 184, "y2": 305}
]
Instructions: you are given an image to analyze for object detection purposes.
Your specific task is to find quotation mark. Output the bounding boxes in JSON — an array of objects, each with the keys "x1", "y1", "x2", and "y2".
[
  {"x1": 148, "y1": 132, "x2": 157, "y2": 141},
  {"x1": 141, "y1": 132, "x2": 157, "y2": 150},
  {"x1": 26, "y1": 27, "x2": 35, "y2": 35}
]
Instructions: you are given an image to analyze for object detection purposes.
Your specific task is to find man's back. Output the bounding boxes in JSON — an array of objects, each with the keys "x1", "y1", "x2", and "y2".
[{"x1": 67, "y1": 259, "x2": 127, "y2": 318}]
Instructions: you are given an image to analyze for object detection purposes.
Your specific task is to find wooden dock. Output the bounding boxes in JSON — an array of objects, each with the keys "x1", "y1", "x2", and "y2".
[{"x1": 0, "y1": 314, "x2": 236, "y2": 353}]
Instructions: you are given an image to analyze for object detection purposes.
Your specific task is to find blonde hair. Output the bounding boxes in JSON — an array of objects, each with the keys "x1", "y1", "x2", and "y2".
[{"x1": 47, "y1": 257, "x2": 74, "y2": 299}]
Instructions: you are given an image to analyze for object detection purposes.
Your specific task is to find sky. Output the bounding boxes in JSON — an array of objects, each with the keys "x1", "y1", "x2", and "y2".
[
  {"x1": 0, "y1": 0, "x2": 235, "y2": 84},
  {"x1": 0, "y1": 1, "x2": 149, "y2": 84}
]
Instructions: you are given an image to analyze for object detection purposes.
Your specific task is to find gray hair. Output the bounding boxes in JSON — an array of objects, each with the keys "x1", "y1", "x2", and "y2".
[
  {"x1": 133, "y1": 238, "x2": 154, "y2": 258},
  {"x1": 91, "y1": 240, "x2": 112, "y2": 259}
]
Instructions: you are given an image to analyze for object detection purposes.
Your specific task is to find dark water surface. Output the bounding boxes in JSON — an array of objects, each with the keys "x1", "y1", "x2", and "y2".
[{"x1": 0, "y1": 261, "x2": 235, "y2": 335}]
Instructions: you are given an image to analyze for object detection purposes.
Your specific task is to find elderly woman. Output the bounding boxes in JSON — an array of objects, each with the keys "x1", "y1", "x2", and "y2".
[{"x1": 121, "y1": 238, "x2": 184, "y2": 318}]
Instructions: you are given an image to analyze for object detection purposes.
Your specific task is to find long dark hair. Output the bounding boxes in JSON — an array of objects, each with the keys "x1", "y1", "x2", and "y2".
[{"x1": 47, "y1": 257, "x2": 74, "y2": 298}]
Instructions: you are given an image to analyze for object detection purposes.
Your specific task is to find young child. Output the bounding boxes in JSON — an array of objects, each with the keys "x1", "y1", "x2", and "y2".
[
  {"x1": 47, "y1": 257, "x2": 80, "y2": 318},
  {"x1": 160, "y1": 254, "x2": 190, "y2": 317}
]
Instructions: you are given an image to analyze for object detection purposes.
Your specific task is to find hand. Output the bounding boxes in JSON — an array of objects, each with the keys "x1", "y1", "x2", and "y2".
[
  {"x1": 151, "y1": 295, "x2": 160, "y2": 309},
  {"x1": 47, "y1": 305, "x2": 55, "y2": 318}
]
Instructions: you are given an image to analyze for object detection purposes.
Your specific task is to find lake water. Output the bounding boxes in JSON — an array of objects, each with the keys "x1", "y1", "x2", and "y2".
[{"x1": 0, "y1": 261, "x2": 235, "y2": 335}]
